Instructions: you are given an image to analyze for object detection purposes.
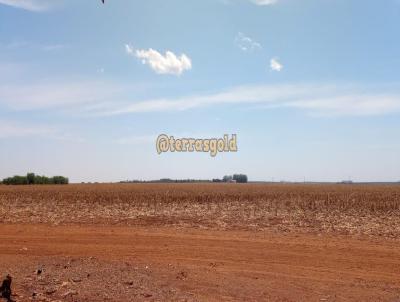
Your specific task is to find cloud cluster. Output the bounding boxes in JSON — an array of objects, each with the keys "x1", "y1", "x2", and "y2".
[
  {"x1": 126, "y1": 45, "x2": 192, "y2": 76},
  {"x1": 235, "y1": 32, "x2": 262, "y2": 52},
  {"x1": 270, "y1": 58, "x2": 283, "y2": 71},
  {"x1": 87, "y1": 84, "x2": 400, "y2": 117},
  {"x1": 1, "y1": 77, "x2": 400, "y2": 118}
]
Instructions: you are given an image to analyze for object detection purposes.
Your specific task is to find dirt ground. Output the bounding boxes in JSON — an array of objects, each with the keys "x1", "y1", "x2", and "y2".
[
  {"x1": 1, "y1": 184, "x2": 400, "y2": 301},
  {"x1": 1, "y1": 224, "x2": 400, "y2": 302}
]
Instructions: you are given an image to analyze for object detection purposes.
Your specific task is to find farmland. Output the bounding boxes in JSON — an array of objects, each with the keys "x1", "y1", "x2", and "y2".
[
  {"x1": 1, "y1": 183, "x2": 400, "y2": 237},
  {"x1": 1, "y1": 183, "x2": 400, "y2": 301}
]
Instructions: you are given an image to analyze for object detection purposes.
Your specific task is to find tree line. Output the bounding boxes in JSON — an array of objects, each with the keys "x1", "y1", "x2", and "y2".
[
  {"x1": 213, "y1": 174, "x2": 248, "y2": 183},
  {"x1": 1, "y1": 173, "x2": 69, "y2": 185},
  {"x1": 120, "y1": 174, "x2": 249, "y2": 184}
]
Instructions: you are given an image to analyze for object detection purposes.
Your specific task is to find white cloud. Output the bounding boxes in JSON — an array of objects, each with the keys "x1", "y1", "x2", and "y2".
[
  {"x1": 282, "y1": 95, "x2": 400, "y2": 117},
  {"x1": 126, "y1": 45, "x2": 192, "y2": 76},
  {"x1": 250, "y1": 0, "x2": 278, "y2": 5},
  {"x1": 221, "y1": 0, "x2": 278, "y2": 6},
  {"x1": 89, "y1": 84, "x2": 400, "y2": 117},
  {"x1": 0, "y1": 0, "x2": 55, "y2": 12},
  {"x1": 0, "y1": 120, "x2": 85, "y2": 142},
  {"x1": 235, "y1": 32, "x2": 262, "y2": 52},
  {"x1": 0, "y1": 120, "x2": 54, "y2": 138},
  {"x1": 2, "y1": 74, "x2": 400, "y2": 118},
  {"x1": 125, "y1": 44, "x2": 134, "y2": 55},
  {"x1": 0, "y1": 80, "x2": 125, "y2": 110},
  {"x1": 270, "y1": 58, "x2": 283, "y2": 71}
]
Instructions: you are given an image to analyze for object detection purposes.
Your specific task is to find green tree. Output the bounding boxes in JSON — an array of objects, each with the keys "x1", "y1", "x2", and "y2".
[
  {"x1": 27, "y1": 173, "x2": 35, "y2": 185},
  {"x1": 233, "y1": 174, "x2": 248, "y2": 183},
  {"x1": 222, "y1": 175, "x2": 233, "y2": 182}
]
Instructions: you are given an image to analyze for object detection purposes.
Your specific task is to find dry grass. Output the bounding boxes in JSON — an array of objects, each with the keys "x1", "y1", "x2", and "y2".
[{"x1": 1, "y1": 183, "x2": 400, "y2": 238}]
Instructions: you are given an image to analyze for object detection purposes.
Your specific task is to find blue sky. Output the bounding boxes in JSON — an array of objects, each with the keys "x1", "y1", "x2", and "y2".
[{"x1": 1, "y1": 0, "x2": 400, "y2": 182}]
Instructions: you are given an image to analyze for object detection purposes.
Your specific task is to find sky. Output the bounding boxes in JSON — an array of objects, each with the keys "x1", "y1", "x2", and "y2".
[{"x1": 1, "y1": 0, "x2": 400, "y2": 182}]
